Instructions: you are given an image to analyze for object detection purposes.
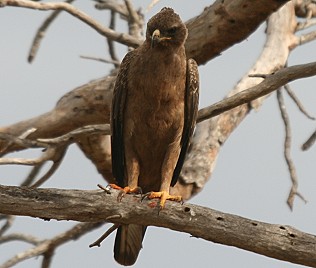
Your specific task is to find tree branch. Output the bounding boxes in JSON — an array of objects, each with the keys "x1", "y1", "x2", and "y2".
[
  {"x1": 185, "y1": 0, "x2": 290, "y2": 63},
  {"x1": 197, "y1": 61, "x2": 316, "y2": 122},
  {"x1": 276, "y1": 89, "x2": 307, "y2": 210},
  {"x1": 27, "y1": 0, "x2": 76, "y2": 63},
  {"x1": 0, "y1": 0, "x2": 141, "y2": 48},
  {"x1": 0, "y1": 184, "x2": 315, "y2": 267},
  {"x1": 0, "y1": 221, "x2": 103, "y2": 268},
  {"x1": 302, "y1": 128, "x2": 316, "y2": 150}
]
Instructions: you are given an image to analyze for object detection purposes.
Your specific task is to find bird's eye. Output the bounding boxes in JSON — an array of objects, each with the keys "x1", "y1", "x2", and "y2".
[{"x1": 166, "y1": 27, "x2": 177, "y2": 35}]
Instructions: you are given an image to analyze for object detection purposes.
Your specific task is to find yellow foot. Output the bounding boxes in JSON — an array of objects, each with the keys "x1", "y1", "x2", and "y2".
[
  {"x1": 143, "y1": 191, "x2": 182, "y2": 210},
  {"x1": 108, "y1": 184, "x2": 142, "y2": 201}
]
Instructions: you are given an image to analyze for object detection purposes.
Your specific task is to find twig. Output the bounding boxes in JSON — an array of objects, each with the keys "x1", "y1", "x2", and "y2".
[
  {"x1": 248, "y1": 74, "x2": 270, "y2": 78},
  {"x1": 0, "y1": 233, "x2": 42, "y2": 245},
  {"x1": 107, "y1": 10, "x2": 120, "y2": 68},
  {"x1": 0, "y1": 146, "x2": 61, "y2": 166},
  {"x1": 42, "y1": 248, "x2": 54, "y2": 268},
  {"x1": 28, "y1": 0, "x2": 76, "y2": 63},
  {"x1": 0, "y1": 215, "x2": 15, "y2": 236},
  {"x1": 97, "y1": 183, "x2": 112, "y2": 194},
  {"x1": 89, "y1": 223, "x2": 119, "y2": 248},
  {"x1": 80, "y1": 55, "x2": 120, "y2": 65},
  {"x1": 302, "y1": 128, "x2": 316, "y2": 150},
  {"x1": 0, "y1": 0, "x2": 141, "y2": 48},
  {"x1": 146, "y1": 0, "x2": 160, "y2": 12},
  {"x1": 37, "y1": 124, "x2": 110, "y2": 144},
  {"x1": 284, "y1": 84, "x2": 315, "y2": 120},
  {"x1": 94, "y1": 0, "x2": 128, "y2": 19},
  {"x1": 21, "y1": 164, "x2": 45, "y2": 186},
  {"x1": 30, "y1": 146, "x2": 67, "y2": 188},
  {"x1": 276, "y1": 89, "x2": 307, "y2": 210},
  {"x1": 299, "y1": 30, "x2": 316, "y2": 45}
]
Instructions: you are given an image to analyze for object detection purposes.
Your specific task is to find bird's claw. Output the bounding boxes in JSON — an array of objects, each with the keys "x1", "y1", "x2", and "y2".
[
  {"x1": 142, "y1": 191, "x2": 182, "y2": 212},
  {"x1": 107, "y1": 184, "x2": 143, "y2": 202}
]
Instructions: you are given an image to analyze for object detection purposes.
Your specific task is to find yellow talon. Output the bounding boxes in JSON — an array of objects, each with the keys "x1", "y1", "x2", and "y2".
[
  {"x1": 145, "y1": 191, "x2": 182, "y2": 210},
  {"x1": 108, "y1": 184, "x2": 142, "y2": 201}
]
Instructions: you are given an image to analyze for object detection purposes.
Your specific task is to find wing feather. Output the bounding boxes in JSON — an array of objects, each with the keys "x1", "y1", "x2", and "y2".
[
  {"x1": 111, "y1": 51, "x2": 135, "y2": 187},
  {"x1": 171, "y1": 58, "x2": 199, "y2": 186}
]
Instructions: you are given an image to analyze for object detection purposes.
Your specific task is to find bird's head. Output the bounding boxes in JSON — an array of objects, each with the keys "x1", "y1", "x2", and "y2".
[{"x1": 146, "y1": 7, "x2": 188, "y2": 49}]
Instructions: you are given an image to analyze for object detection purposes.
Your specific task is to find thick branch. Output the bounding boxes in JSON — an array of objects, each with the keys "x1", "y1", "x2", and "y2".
[
  {"x1": 0, "y1": 184, "x2": 315, "y2": 267},
  {"x1": 185, "y1": 0, "x2": 290, "y2": 64}
]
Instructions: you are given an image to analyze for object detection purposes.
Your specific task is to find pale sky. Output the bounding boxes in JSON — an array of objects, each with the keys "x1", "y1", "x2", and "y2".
[{"x1": 1, "y1": 1, "x2": 316, "y2": 268}]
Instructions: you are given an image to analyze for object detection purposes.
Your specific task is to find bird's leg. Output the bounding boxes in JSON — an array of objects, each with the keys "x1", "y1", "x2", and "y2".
[
  {"x1": 110, "y1": 152, "x2": 141, "y2": 201},
  {"x1": 108, "y1": 184, "x2": 142, "y2": 202},
  {"x1": 108, "y1": 184, "x2": 142, "y2": 194},
  {"x1": 143, "y1": 174, "x2": 182, "y2": 210},
  {"x1": 143, "y1": 139, "x2": 183, "y2": 210}
]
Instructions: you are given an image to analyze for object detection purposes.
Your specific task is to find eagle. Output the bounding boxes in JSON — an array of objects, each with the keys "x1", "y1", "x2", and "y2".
[{"x1": 110, "y1": 7, "x2": 199, "y2": 266}]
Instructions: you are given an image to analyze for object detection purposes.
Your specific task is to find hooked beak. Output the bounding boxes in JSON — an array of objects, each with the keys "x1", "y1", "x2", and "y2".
[{"x1": 151, "y1": 29, "x2": 171, "y2": 48}]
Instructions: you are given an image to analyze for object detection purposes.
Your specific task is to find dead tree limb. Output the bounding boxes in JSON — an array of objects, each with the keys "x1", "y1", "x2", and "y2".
[{"x1": 0, "y1": 185, "x2": 315, "y2": 267}]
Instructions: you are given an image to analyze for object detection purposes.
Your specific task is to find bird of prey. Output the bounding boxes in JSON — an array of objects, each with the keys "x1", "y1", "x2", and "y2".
[{"x1": 111, "y1": 7, "x2": 199, "y2": 266}]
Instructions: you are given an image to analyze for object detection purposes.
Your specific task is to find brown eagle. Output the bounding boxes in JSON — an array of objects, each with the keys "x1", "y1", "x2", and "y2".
[{"x1": 111, "y1": 7, "x2": 199, "y2": 266}]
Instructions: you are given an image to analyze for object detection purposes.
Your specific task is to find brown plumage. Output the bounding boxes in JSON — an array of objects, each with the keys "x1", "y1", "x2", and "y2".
[{"x1": 111, "y1": 7, "x2": 199, "y2": 266}]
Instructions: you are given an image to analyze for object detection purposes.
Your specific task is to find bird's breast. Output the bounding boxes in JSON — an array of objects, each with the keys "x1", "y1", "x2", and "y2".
[{"x1": 126, "y1": 50, "x2": 186, "y2": 134}]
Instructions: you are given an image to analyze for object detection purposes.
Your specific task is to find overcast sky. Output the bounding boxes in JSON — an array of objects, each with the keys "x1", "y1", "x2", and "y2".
[{"x1": 1, "y1": 1, "x2": 316, "y2": 268}]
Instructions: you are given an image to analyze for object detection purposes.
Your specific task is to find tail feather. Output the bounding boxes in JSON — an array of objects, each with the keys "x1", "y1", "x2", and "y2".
[{"x1": 114, "y1": 224, "x2": 146, "y2": 266}]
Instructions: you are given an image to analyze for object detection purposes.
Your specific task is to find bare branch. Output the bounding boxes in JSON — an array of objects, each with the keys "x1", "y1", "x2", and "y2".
[
  {"x1": 41, "y1": 249, "x2": 54, "y2": 268},
  {"x1": 298, "y1": 30, "x2": 316, "y2": 45},
  {"x1": 124, "y1": 0, "x2": 143, "y2": 39},
  {"x1": 0, "y1": 233, "x2": 42, "y2": 245},
  {"x1": 89, "y1": 223, "x2": 119, "y2": 248},
  {"x1": 94, "y1": 0, "x2": 128, "y2": 18},
  {"x1": 0, "y1": 221, "x2": 103, "y2": 268},
  {"x1": 197, "y1": 61, "x2": 316, "y2": 123},
  {"x1": 146, "y1": 0, "x2": 160, "y2": 12},
  {"x1": 80, "y1": 55, "x2": 120, "y2": 65},
  {"x1": 0, "y1": 0, "x2": 141, "y2": 48},
  {"x1": 185, "y1": 0, "x2": 290, "y2": 64},
  {"x1": 107, "y1": 10, "x2": 120, "y2": 68},
  {"x1": 0, "y1": 131, "x2": 47, "y2": 153},
  {"x1": 284, "y1": 84, "x2": 315, "y2": 120},
  {"x1": 276, "y1": 89, "x2": 307, "y2": 210},
  {"x1": 30, "y1": 146, "x2": 67, "y2": 188},
  {"x1": 0, "y1": 128, "x2": 38, "y2": 155},
  {"x1": 0, "y1": 215, "x2": 15, "y2": 236},
  {"x1": 302, "y1": 128, "x2": 316, "y2": 150},
  {"x1": 0, "y1": 125, "x2": 109, "y2": 186},
  {"x1": 296, "y1": 18, "x2": 316, "y2": 31},
  {"x1": 37, "y1": 124, "x2": 110, "y2": 145},
  {"x1": 0, "y1": 185, "x2": 315, "y2": 267},
  {"x1": 21, "y1": 164, "x2": 44, "y2": 186},
  {"x1": 28, "y1": 0, "x2": 76, "y2": 63},
  {"x1": 0, "y1": 146, "x2": 61, "y2": 166}
]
